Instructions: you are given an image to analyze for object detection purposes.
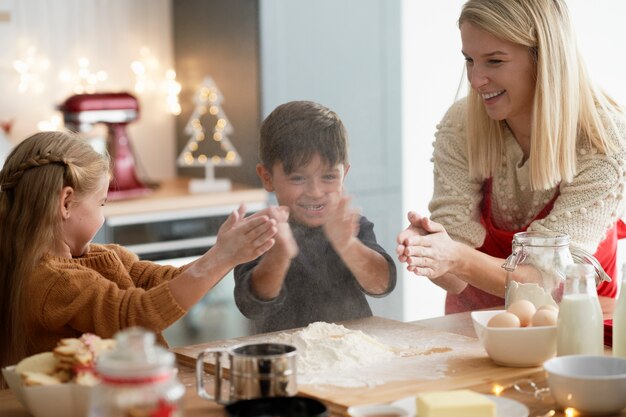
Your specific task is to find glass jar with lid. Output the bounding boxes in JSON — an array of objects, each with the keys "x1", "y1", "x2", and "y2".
[
  {"x1": 502, "y1": 231, "x2": 610, "y2": 308},
  {"x1": 88, "y1": 327, "x2": 185, "y2": 417}
]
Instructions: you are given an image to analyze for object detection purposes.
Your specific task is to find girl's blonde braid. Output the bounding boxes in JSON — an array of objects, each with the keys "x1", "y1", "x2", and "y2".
[{"x1": 0, "y1": 153, "x2": 69, "y2": 191}]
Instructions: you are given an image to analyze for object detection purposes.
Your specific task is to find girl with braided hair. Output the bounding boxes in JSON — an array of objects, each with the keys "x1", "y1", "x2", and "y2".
[{"x1": 0, "y1": 131, "x2": 278, "y2": 375}]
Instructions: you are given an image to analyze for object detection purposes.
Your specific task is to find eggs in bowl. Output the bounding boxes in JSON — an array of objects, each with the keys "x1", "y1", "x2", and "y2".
[{"x1": 471, "y1": 310, "x2": 557, "y2": 367}]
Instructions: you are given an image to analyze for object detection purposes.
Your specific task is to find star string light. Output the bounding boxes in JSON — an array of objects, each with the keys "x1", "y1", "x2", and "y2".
[
  {"x1": 13, "y1": 45, "x2": 50, "y2": 93},
  {"x1": 58, "y1": 57, "x2": 108, "y2": 94}
]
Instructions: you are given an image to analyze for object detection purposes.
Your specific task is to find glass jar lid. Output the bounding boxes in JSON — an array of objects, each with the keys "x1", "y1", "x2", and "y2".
[
  {"x1": 512, "y1": 231, "x2": 570, "y2": 247},
  {"x1": 96, "y1": 327, "x2": 174, "y2": 378}
]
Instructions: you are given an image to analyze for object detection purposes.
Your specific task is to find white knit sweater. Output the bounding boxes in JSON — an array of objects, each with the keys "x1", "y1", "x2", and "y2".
[{"x1": 429, "y1": 98, "x2": 626, "y2": 254}]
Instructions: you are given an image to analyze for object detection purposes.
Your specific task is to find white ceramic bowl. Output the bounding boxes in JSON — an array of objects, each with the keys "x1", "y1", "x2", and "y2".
[
  {"x1": 1, "y1": 366, "x2": 92, "y2": 417},
  {"x1": 544, "y1": 355, "x2": 626, "y2": 415},
  {"x1": 471, "y1": 310, "x2": 557, "y2": 367}
]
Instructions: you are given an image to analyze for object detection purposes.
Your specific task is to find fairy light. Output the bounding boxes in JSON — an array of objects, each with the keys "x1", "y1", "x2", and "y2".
[
  {"x1": 12, "y1": 44, "x2": 180, "y2": 133},
  {"x1": 13, "y1": 45, "x2": 49, "y2": 93},
  {"x1": 58, "y1": 57, "x2": 108, "y2": 94},
  {"x1": 36, "y1": 113, "x2": 63, "y2": 131},
  {"x1": 564, "y1": 407, "x2": 578, "y2": 417},
  {"x1": 164, "y1": 69, "x2": 181, "y2": 115},
  {"x1": 183, "y1": 153, "x2": 194, "y2": 165},
  {"x1": 489, "y1": 379, "x2": 551, "y2": 400},
  {"x1": 129, "y1": 47, "x2": 181, "y2": 115},
  {"x1": 131, "y1": 46, "x2": 160, "y2": 93},
  {"x1": 492, "y1": 384, "x2": 505, "y2": 396}
]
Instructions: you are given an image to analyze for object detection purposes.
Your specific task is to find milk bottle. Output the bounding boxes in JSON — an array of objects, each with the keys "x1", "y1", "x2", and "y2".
[
  {"x1": 557, "y1": 264, "x2": 604, "y2": 356},
  {"x1": 613, "y1": 263, "x2": 626, "y2": 358}
]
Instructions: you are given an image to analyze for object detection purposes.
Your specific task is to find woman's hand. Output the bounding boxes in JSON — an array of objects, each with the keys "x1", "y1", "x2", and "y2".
[
  {"x1": 397, "y1": 212, "x2": 460, "y2": 279},
  {"x1": 396, "y1": 211, "x2": 429, "y2": 264}
]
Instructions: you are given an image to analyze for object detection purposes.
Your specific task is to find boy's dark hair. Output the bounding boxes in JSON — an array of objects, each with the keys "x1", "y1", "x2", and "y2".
[{"x1": 259, "y1": 101, "x2": 348, "y2": 174}]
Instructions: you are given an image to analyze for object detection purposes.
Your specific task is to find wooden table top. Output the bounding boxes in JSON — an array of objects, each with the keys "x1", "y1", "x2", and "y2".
[{"x1": 1, "y1": 312, "x2": 623, "y2": 417}]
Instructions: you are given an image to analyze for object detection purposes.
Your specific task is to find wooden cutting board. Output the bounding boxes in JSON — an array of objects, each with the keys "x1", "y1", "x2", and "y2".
[{"x1": 172, "y1": 317, "x2": 544, "y2": 416}]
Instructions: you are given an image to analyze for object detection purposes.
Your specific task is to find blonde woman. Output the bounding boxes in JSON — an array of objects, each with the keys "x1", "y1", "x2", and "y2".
[{"x1": 397, "y1": 0, "x2": 626, "y2": 313}]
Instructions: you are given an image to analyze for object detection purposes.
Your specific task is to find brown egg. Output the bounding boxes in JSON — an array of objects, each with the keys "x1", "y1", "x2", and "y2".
[
  {"x1": 507, "y1": 300, "x2": 537, "y2": 327},
  {"x1": 487, "y1": 312, "x2": 521, "y2": 328},
  {"x1": 531, "y1": 309, "x2": 558, "y2": 327},
  {"x1": 537, "y1": 304, "x2": 559, "y2": 313}
]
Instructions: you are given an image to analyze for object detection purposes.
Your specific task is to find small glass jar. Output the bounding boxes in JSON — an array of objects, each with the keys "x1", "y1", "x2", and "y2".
[
  {"x1": 502, "y1": 231, "x2": 610, "y2": 308},
  {"x1": 89, "y1": 327, "x2": 185, "y2": 417}
]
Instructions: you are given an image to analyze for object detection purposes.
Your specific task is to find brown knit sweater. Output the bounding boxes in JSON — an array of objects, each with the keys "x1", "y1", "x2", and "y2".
[{"x1": 24, "y1": 244, "x2": 187, "y2": 356}]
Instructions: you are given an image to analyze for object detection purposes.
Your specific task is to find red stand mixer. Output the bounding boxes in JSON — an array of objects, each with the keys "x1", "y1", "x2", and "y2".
[{"x1": 59, "y1": 92, "x2": 153, "y2": 200}]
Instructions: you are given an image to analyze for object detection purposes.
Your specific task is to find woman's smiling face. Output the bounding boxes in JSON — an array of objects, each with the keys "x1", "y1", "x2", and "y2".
[{"x1": 461, "y1": 22, "x2": 536, "y2": 127}]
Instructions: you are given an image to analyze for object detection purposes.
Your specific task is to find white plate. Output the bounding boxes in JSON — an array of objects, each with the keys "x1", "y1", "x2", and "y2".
[
  {"x1": 389, "y1": 394, "x2": 529, "y2": 417},
  {"x1": 347, "y1": 404, "x2": 409, "y2": 417}
]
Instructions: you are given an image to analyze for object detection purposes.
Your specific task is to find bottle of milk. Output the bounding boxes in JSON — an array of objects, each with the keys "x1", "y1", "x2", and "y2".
[
  {"x1": 557, "y1": 264, "x2": 604, "y2": 356},
  {"x1": 613, "y1": 263, "x2": 626, "y2": 358}
]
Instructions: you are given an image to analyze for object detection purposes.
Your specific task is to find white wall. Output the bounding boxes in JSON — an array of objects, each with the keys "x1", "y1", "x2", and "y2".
[
  {"x1": 401, "y1": 0, "x2": 626, "y2": 321},
  {"x1": 401, "y1": 0, "x2": 466, "y2": 321},
  {"x1": 569, "y1": 0, "x2": 626, "y2": 286},
  {"x1": 0, "y1": 0, "x2": 177, "y2": 180},
  {"x1": 568, "y1": 1, "x2": 626, "y2": 106}
]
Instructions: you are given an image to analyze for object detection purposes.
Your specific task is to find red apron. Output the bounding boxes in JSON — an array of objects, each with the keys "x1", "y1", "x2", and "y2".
[{"x1": 445, "y1": 179, "x2": 624, "y2": 314}]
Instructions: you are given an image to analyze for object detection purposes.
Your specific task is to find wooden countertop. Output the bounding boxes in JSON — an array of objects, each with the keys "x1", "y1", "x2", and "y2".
[
  {"x1": 103, "y1": 178, "x2": 268, "y2": 217},
  {"x1": 1, "y1": 313, "x2": 623, "y2": 417}
]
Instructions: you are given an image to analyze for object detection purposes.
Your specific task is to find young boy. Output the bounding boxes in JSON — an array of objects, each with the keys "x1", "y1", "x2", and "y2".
[{"x1": 234, "y1": 100, "x2": 397, "y2": 333}]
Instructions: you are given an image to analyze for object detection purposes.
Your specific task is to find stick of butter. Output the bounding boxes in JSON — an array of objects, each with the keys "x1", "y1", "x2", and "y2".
[{"x1": 416, "y1": 390, "x2": 496, "y2": 417}]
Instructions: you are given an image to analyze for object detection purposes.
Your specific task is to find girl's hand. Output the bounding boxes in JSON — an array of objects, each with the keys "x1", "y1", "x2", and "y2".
[
  {"x1": 323, "y1": 194, "x2": 360, "y2": 254},
  {"x1": 214, "y1": 204, "x2": 277, "y2": 266}
]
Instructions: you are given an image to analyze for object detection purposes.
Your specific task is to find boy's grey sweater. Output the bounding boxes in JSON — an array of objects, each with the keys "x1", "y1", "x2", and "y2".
[{"x1": 234, "y1": 216, "x2": 397, "y2": 334}]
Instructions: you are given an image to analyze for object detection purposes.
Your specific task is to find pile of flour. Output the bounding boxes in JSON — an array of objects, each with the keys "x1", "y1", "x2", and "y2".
[{"x1": 273, "y1": 322, "x2": 398, "y2": 385}]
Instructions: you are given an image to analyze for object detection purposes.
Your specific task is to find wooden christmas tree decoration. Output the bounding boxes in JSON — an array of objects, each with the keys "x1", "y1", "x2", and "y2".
[{"x1": 177, "y1": 76, "x2": 241, "y2": 193}]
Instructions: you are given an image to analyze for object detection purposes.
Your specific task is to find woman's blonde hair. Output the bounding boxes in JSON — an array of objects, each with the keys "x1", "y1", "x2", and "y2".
[
  {"x1": 0, "y1": 131, "x2": 110, "y2": 372},
  {"x1": 460, "y1": 0, "x2": 622, "y2": 190}
]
